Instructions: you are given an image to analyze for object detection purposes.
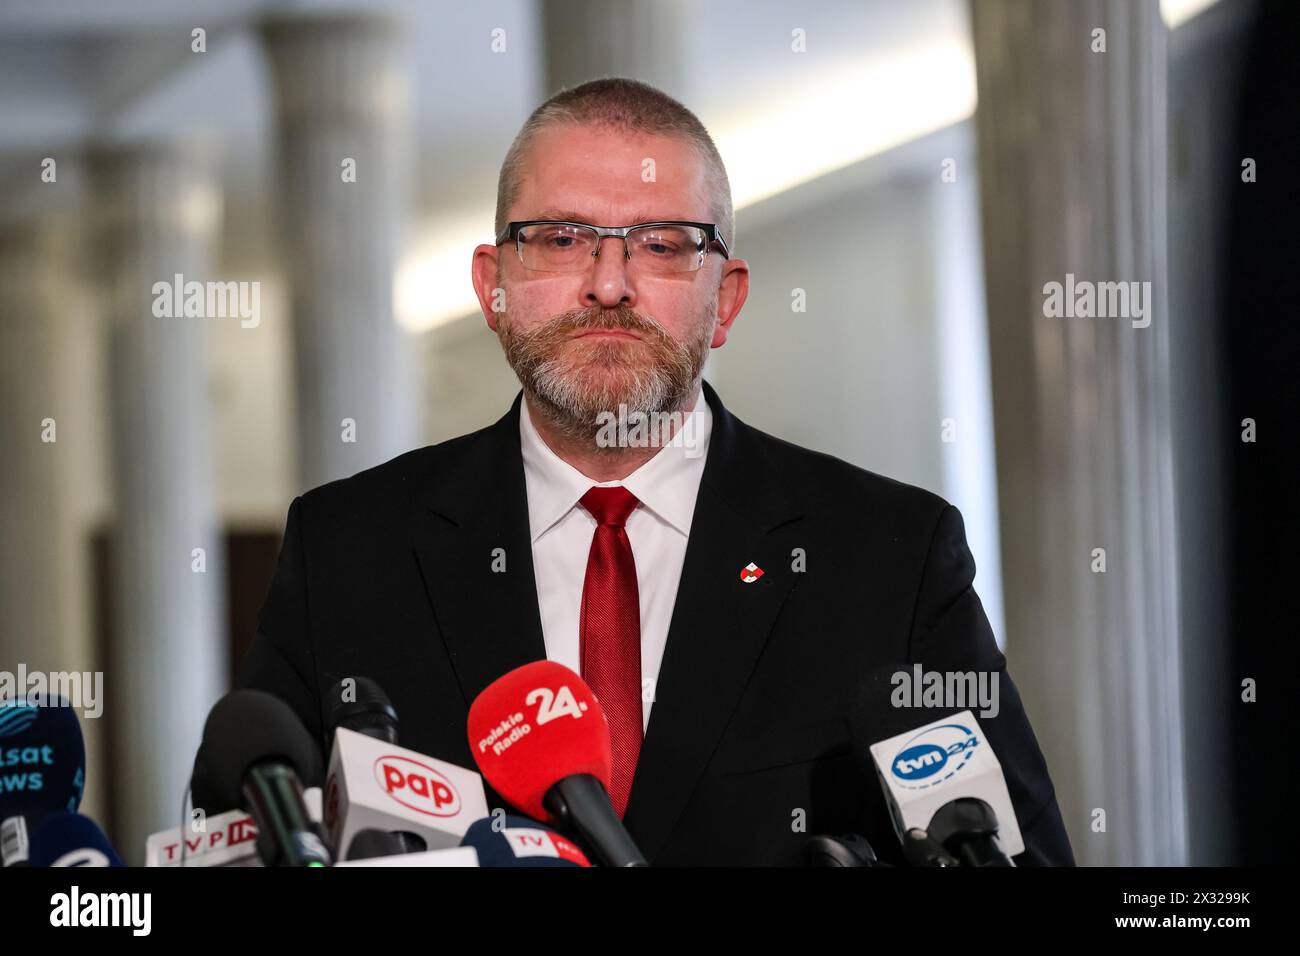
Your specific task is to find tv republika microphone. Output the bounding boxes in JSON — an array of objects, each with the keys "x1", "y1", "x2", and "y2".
[
  {"x1": 144, "y1": 787, "x2": 324, "y2": 867},
  {"x1": 0, "y1": 696, "x2": 87, "y2": 867},
  {"x1": 461, "y1": 813, "x2": 592, "y2": 867},
  {"x1": 198, "y1": 690, "x2": 331, "y2": 867},
  {"x1": 28, "y1": 813, "x2": 124, "y2": 867},
  {"x1": 848, "y1": 665, "x2": 1024, "y2": 862},
  {"x1": 325, "y1": 677, "x2": 424, "y2": 856},
  {"x1": 467, "y1": 661, "x2": 647, "y2": 867}
]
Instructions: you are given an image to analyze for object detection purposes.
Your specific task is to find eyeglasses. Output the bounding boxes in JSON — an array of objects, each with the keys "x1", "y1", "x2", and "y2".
[{"x1": 495, "y1": 220, "x2": 730, "y2": 274}]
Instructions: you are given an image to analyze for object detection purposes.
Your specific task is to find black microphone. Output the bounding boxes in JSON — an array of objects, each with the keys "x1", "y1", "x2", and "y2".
[
  {"x1": 345, "y1": 828, "x2": 409, "y2": 862},
  {"x1": 804, "y1": 833, "x2": 892, "y2": 867},
  {"x1": 324, "y1": 677, "x2": 426, "y2": 856},
  {"x1": 927, "y1": 797, "x2": 1014, "y2": 867},
  {"x1": 900, "y1": 827, "x2": 961, "y2": 867},
  {"x1": 326, "y1": 677, "x2": 399, "y2": 748},
  {"x1": 197, "y1": 690, "x2": 331, "y2": 867}
]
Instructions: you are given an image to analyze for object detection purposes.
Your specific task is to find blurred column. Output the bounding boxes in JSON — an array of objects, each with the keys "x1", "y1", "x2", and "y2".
[
  {"x1": 87, "y1": 144, "x2": 227, "y2": 862},
  {"x1": 542, "y1": 0, "x2": 688, "y2": 95},
  {"x1": 0, "y1": 221, "x2": 83, "y2": 675},
  {"x1": 0, "y1": 210, "x2": 110, "y2": 825},
  {"x1": 259, "y1": 14, "x2": 417, "y2": 491},
  {"x1": 969, "y1": 0, "x2": 1184, "y2": 864}
]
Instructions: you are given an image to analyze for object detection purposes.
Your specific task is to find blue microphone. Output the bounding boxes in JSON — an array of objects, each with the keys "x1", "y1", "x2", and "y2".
[
  {"x1": 29, "y1": 813, "x2": 124, "y2": 867},
  {"x1": 461, "y1": 814, "x2": 592, "y2": 867},
  {"x1": 1, "y1": 696, "x2": 86, "y2": 867}
]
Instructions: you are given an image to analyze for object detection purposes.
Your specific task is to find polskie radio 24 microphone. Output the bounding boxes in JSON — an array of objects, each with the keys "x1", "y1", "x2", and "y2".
[
  {"x1": 1, "y1": 695, "x2": 87, "y2": 868},
  {"x1": 322, "y1": 688, "x2": 487, "y2": 859},
  {"x1": 28, "y1": 812, "x2": 124, "y2": 867},
  {"x1": 461, "y1": 813, "x2": 591, "y2": 867},
  {"x1": 467, "y1": 660, "x2": 647, "y2": 867},
  {"x1": 324, "y1": 676, "x2": 440, "y2": 859},
  {"x1": 848, "y1": 664, "x2": 1023, "y2": 864},
  {"x1": 197, "y1": 690, "x2": 331, "y2": 867}
]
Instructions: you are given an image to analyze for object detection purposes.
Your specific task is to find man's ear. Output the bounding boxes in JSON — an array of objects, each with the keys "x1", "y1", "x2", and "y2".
[
  {"x1": 472, "y1": 243, "x2": 504, "y2": 332},
  {"x1": 711, "y1": 258, "x2": 749, "y2": 348}
]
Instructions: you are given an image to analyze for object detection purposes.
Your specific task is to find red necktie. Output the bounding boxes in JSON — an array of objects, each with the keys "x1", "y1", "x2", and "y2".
[{"x1": 577, "y1": 485, "x2": 642, "y2": 818}]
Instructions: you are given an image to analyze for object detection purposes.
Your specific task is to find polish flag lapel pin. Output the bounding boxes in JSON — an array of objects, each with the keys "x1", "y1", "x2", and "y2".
[{"x1": 740, "y1": 562, "x2": 764, "y2": 584}]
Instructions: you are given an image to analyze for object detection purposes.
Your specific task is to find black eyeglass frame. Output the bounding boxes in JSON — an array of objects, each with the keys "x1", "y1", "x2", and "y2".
[{"x1": 495, "y1": 219, "x2": 731, "y2": 268}]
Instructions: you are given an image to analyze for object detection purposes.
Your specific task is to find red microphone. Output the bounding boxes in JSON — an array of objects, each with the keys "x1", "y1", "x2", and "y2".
[{"x1": 467, "y1": 661, "x2": 647, "y2": 867}]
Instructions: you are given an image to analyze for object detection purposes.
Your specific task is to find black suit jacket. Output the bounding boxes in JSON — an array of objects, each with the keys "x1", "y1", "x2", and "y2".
[{"x1": 238, "y1": 381, "x2": 1074, "y2": 866}]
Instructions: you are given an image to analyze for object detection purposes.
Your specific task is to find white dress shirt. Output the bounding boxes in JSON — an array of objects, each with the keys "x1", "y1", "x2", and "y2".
[{"x1": 519, "y1": 390, "x2": 713, "y2": 733}]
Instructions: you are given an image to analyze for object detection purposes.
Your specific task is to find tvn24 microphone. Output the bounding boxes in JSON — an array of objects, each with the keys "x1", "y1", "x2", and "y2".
[
  {"x1": 0, "y1": 696, "x2": 87, "y2": 867},
  {"x1": 467, "y1": 661, "x2": 647, "y2": 867},
  {"x1": 197, "y1": 690, "x2": 331, "y2": 867},
  {"x1": 848, "y1": 664, "x2": 1024, "y2": 864}
]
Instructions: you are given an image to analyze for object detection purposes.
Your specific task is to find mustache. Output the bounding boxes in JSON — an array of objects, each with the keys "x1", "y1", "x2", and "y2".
[{"x1": 530, "y1": 306, "x2": 668, "y2": 341}]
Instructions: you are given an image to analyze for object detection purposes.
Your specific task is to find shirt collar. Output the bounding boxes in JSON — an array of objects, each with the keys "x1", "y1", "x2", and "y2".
[{"x1": 519, "y1": 388, "x2": 713, "y2": 542}]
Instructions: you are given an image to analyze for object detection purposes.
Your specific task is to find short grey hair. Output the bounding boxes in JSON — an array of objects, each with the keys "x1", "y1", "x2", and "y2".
[{"x1": 494, "y1": 77, "x2": 735, "y2": 255}]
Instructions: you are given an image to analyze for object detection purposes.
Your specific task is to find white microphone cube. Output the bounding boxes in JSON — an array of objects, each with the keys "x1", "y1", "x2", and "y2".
[
  {"x1": 324, "y1": 728, "x2": 488, "y2": 858},
  {"x1": 869, "y1": 709, "x2": 1024, "y2": 858}
]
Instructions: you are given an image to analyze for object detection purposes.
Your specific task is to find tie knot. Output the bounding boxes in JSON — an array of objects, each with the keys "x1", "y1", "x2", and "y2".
[{"x1": 579, "y1": 486, "x2": 640, "y2": 527}]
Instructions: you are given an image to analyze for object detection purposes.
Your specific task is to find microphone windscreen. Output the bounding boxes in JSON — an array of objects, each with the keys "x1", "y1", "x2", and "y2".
[
  {"x1": 0, "y1": 696, "x2": 86, "y2": 822},
  {"x1": 29, "y1": 813, "x2": 124, "y2": 867},
  {"x1": 197, "y1": 690, "x2": 322, "y2": 812},
  {"x1": 467, "y1": 661, "x2": 611, "y2": 822},
  {"x1": 460, "y1": 814, "x2": 591, "y2": 867},
  {"x1": 325, "y1": 676, "x2": 399, "y2": 746}
]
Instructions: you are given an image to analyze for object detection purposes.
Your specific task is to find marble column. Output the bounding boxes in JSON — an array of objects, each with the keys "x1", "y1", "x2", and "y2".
[
  {"x1": 259, "y1": 14, "x2": 417, "y2": 491},
  {"x1": 969, "y1": 0, "x2": 1184, "y2": 864},
  {"x1": 86, "y1": 143, "x2": 227, "y2": 862}
]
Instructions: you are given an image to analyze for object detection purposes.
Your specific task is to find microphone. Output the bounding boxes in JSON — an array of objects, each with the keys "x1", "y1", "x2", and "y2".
[
  {"x1": 144, "y1": 787, "x2": 323, "y2": 867},
  {"x1": 804, "y1": 833, "x2": 890, "y2": 867},
  {"x1": 344, "y1": 829, "x2": 408, "y2": 861},
  {"x1": 1, "y1": 696, "x2": 87, "y2": 867},
  {"x1": 326, "y1": 676, "x2": 399, "y2": 747},
  {"x1": 461, "y1": 813, "x2": 592, "y2": 867},
  {"x1": 900, "y1": 827, "x2": 961, "y2": 867},
  {"x1": 197, "y1": 690, "x2": 331, "y2": 867},
  {"x1": 28, "y1": 813, "x2": 124, "y2": 867},
  {"x1": 334, "y1": 846, "x2": 479, "y2": 867},
  {"x1": 467, "y1": 661, "x2": 647, "y2": 867},
  {"x1": 927, "y1": 797, "x2": 1014, "y2": 867},
  {"x1": 848, "y1": 664, "x2": 1024, "y2": 863},
  {"x1": 322, "y1": 729, "x2": 488, "y2": 856},
  {"x1": 324, "y1": 677, "x2": 424, "y2": 855}
]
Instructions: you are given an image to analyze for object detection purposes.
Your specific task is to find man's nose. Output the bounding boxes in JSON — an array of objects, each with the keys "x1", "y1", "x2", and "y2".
[{"x1": 581, "y1": 236, "x2": 635, "y2": 309}]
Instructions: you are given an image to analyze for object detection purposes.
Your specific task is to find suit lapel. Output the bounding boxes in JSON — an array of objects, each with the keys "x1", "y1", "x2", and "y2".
[
  {"x1": 411, "y1": 383, "x2": 804, "y2": 861},
  {"x1": 622, "y1": 381, "x2": 804, "y2": 860},
  {"x1": 412, "y1": 392, "x2": 548, "y2": 707}
]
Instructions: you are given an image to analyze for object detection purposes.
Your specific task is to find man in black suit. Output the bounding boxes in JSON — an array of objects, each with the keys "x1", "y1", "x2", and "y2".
[{"x1": 238, "y1": 78, "x2": 1073, "y2": 865}]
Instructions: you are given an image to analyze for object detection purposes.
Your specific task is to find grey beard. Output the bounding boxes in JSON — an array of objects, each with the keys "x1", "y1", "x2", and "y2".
[{"x1": 498, "y1": 306, "x2": 712, "y2": 449}]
